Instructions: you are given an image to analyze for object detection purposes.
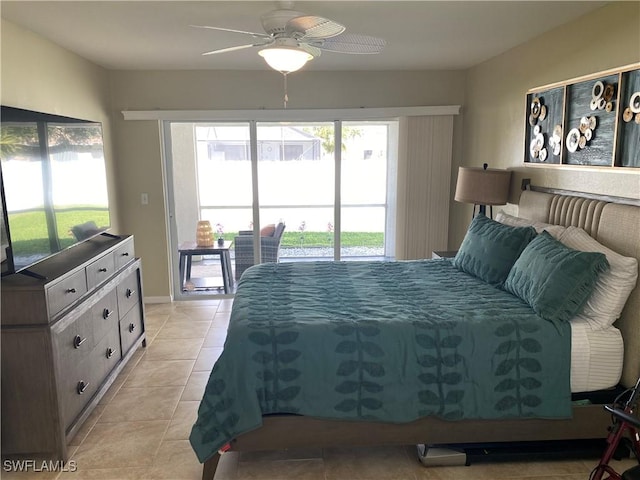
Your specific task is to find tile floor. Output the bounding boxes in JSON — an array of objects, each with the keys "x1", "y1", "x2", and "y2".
[{"x1": 2, "y1": 299, "x2": 637, "y2": 480}]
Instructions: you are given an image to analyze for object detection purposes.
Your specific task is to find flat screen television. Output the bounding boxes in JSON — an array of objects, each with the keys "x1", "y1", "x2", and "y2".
[{"x1": 1, "y1": 106, "x2": 111, "y2": 277}]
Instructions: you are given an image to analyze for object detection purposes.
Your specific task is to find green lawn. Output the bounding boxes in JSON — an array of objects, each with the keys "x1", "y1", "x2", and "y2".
[
  {"x1": 221, "y1": 231, "x2": 383, "y2": 248},
  {"x1": 8, "y1": 209, "x2": 110, "y2": 254},
  {"x1": 282, "y1": 231, "x2": 383, "y2": 248},
  {"x1": 10, "y1": 209, "x2": 382, "y2": 255}
]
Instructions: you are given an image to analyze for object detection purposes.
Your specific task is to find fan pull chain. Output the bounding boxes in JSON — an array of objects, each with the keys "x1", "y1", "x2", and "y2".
[{"x1": 283, "y1": 73, "x2": 289, "y2": 109}]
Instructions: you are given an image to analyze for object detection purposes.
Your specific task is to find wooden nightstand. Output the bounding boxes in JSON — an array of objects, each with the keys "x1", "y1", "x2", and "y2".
[{"x1": 431, "y1": 250, "x2": 458, "y2": 259}]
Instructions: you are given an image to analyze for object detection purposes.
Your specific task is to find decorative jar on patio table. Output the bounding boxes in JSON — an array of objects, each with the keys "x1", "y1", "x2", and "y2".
[{"x1": 196, "y1": 220, "x2": 214, "y2": 247}]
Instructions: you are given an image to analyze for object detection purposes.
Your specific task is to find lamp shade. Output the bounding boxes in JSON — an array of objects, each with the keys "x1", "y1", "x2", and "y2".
[
  {"x1": 259, "y1": 46, "x2": 313, "y2": 73},
  {"x1": 454, "y1": 166, "x2": 512, "y2": 206}
]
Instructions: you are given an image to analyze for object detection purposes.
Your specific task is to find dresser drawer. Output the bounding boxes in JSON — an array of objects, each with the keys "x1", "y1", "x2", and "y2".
[
  {"x1": 91, "y1": 289, "x2": 119, "y2": 345},
  {"x1": 119, "y1": 306, "x2": 143, "y2": 356},
  {"x1": 86, "y1": 252, "x2": 116, "y2": 290},
  {"x1": 54, "y1": 310, "x2": 94, "y2": 373},
  {"x1": 114, "y1": 237, "x2": 135, "y2": 270},
  {"x1": 93, "y1": 327, "x2": 121, "y2": 387},
  {"x1": 57, "y1": 320, "x2": 120, "y2": 430},
  {"x1": 117, "y1": 271, "x2": 140, "y2": 318},
  {"x1": 58, "y1": 359, "x2": 96, "y2": 430},
  {"x1": 47, "y1": 270, "x2": 87, "y2": 318}
]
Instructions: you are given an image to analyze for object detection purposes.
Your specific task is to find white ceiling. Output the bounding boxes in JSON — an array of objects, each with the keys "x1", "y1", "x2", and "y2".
[{"x1": 1, "y1": 1, "x2": 609, "y2": 72}]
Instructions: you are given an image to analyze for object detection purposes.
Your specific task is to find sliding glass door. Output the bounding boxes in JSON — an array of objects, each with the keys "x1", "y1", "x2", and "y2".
[
  {"x1": 164, "y1": 118, "x2": 397, "y2": 299},
  {"x1": 195, "y1": 124, "x2": 253, "y2": 234},
  {"x1": 340, "y1": 122, "x2": 394, "y2": 259},
  {"x1": 257, "y1": 122, "x2": 335, "y2": 261}
]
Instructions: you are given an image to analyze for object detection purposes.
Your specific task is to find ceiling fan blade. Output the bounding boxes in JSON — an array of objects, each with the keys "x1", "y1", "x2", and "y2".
[
  {"x1": 202, "y1": 40, "x2": 273, "y2": 56},
  {"x1": 190, "y1": 25, "x2": 272, "y2": 41},
  {"x1": 285, "y1": 15, "x2": 345, "y2": 40},
  {"x1": 309, "y1": 33, "x2": 386, "y2": 54}
]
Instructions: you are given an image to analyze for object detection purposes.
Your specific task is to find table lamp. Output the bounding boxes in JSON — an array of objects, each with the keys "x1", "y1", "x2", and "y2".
[{"x1": 454, "y1": 163, "x2": 512, "y2": 219}]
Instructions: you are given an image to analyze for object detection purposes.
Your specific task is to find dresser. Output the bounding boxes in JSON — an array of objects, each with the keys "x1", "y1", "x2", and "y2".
[{"x1": 1, "y1": 234, "x2": 146, "y2": 461}]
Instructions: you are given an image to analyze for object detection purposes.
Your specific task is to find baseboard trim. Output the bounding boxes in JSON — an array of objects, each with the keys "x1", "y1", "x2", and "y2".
[{"x1": 143, "y1": 296, "x2": 172, "y2": 304}]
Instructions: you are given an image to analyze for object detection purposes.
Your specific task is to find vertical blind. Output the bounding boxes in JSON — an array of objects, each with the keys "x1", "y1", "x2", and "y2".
[{"x1": 396, "y1": 115, "x2": 454, "y2": 260}]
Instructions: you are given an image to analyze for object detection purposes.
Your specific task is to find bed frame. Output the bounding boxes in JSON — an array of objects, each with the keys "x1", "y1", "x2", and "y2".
[{"x1": 201, "y1": 187, "x2": 640, "y2": 480}]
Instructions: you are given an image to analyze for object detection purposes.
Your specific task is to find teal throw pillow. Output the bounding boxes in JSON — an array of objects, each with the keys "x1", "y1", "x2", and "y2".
[
  {"x1": 504, "y1": 231, "x2": 609, "y2": 325},
  {"x1": 452, "y1": 214, "x2": 537, "y2": 286}
]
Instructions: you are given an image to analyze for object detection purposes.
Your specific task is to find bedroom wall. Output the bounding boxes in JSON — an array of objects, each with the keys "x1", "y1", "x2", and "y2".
[
  {"x1": 454, "y1": 1, "x2": 640, "y2": 248},
  {"x1": 0, "y1": 19, "x2": 121, "y2": 232},
  {"x1": 109, "y1": 70, "x2": 466, "y2": 298}
]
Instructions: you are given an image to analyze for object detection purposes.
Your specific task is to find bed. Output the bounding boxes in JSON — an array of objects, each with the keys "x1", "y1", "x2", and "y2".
[{"x1": 190, "y1": 187, "x2": 640, "y2": 480}]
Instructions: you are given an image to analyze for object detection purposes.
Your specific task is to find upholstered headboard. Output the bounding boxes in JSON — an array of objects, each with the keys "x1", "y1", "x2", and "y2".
[{"x1": 518, "y1": 189, "x2": 640, "y2": 388}]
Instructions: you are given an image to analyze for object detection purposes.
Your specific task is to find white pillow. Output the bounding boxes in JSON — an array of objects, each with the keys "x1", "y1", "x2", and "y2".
[
  {"x1": 559, "y1": 226, "x2": 638, "y2": 329},
  {"x1": 495, "y1": 211, "x2": 566, "y2": 239}
]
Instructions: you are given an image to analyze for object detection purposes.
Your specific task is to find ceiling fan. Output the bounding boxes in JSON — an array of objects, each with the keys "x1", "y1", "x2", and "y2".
[{"x1": 191, "y1": 2, "x2": 386, "y2": 74}]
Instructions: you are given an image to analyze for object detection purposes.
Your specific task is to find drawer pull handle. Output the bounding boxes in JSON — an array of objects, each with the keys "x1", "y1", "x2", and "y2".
[
  {"x1": 73, "y1": 335, "x2": 87, "y2": 349},
  {"x1": 76, "y1": 381, "x2": 89, "y2": 395},
  {"x1": 99, "y1": 267, "x2": 108, "y2": 273},
  {"x1": 106, "y1": 347, "x2": 115, "y2": 359},
  {"x1": 128, "y1": 323, "x2": 136, "y2": 333},
  {"x1": 103, "y1": 308, "x2": 113, "y2": 319},
  {"x1": 126, "y1": 289, "x2": 136, "y2": 299},
  {"x1": 122, "y1": 252, "x2": 130, "y2": 257},
  {"x1": 66, "y1": 288, "x2": 77, "y2": 294}
]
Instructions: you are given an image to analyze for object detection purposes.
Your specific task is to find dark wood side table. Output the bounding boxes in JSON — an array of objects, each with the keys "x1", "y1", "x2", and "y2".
[
  {"x1": 431, "y1": 250, "x2": 458, "y2": 259},
  {"x1": 178, "y1": 241, "x2": 234, "y2": 294}
]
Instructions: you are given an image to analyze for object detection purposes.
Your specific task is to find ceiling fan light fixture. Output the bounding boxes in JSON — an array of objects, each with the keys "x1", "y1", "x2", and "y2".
[{"x1": 258, "y1": 46, "x2": 313, "y2": 73}]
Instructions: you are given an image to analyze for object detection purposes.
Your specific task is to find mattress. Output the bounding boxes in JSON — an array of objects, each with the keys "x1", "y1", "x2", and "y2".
[{"x1": 570, "y1": 319, "x2": 623, "y2": 393}]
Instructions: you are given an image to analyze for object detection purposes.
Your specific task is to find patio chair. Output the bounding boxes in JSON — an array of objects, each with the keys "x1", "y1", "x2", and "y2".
[{"x1": 234, "y1": 222, "x2": 285, "y2": 281}]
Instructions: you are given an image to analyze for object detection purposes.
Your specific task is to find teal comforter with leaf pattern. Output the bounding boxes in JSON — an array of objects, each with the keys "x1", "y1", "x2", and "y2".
[{"x1": 190, "y1": 259, "x2": 571, "y2": 462}]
